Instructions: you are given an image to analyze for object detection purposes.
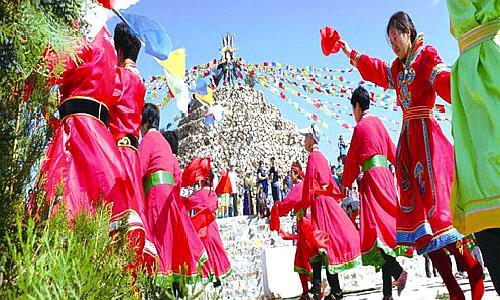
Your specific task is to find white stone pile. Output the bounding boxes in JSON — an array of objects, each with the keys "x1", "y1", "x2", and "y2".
[{"x1": 176, "y1": 85, "x2": 307, "y2": 190}]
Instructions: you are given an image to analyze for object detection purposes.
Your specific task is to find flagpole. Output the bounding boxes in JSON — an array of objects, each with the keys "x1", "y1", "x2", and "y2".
[{"x1": 112, "y1": 8, "x2": 133, "y2": 30}]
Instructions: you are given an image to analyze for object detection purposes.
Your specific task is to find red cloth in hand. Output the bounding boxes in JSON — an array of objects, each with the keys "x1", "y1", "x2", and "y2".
[
  {"x1": 190, "y1": 207, "x2": 215, "y2": 238},
  {"x1": 320, "y1": 26, "x2": 343, "y2": 56},
  {"x1": 270, "y1": 204, "x2": 281, "y2": 232}
]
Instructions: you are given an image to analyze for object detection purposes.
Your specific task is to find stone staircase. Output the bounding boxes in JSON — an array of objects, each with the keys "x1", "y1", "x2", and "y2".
[{"x1": 201, "y1": 215, "x2": 429, "y2": 299}]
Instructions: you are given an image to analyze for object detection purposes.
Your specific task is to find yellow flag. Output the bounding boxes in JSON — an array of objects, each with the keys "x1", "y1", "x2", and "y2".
[
  {"x1": 155, "y1": 48, "x2": 186, "y2": 80},
  {"x1": 194, "y1": 87, "x2": 214, "y2": 106}
]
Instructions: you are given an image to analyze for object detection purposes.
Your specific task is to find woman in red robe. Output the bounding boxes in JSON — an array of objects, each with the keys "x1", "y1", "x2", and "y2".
[
  {"x1": 299, "y1": 124, "x2": 361, "y2": 300},
  {"x1": 182, "y1": 157, "x2": 232, "y2": 286},
  {"x1": 339, "y1": 11, "x2": 483, "y2": 300},
  {"x1": 342, "y1": 86, "x2": 408, "y2": 299},
  {"x1": 109, "y1": 23, "x2": 157, "y2": 270},
  {"x1": 39, "y1": 28, "x2": 131, "y2": 222},
  {"x1": 139, "y1": 103, "x2": 207, "y2": 283}
]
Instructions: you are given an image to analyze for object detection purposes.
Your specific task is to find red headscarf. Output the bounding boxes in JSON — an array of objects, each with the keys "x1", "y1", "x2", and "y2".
[{"x1": 181, "y1": 157, "x2": 211, "y2": 187}]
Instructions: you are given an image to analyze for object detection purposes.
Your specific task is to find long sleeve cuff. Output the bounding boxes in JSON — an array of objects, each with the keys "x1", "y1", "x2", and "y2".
[{"x1": 349, "y1": 49, "x2": 361, "y2": 67}]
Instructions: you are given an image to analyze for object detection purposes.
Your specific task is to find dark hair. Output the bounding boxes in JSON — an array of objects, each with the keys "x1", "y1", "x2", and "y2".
[
  {"x1": 351, "y1": 86, "x2": 370, "y2": 111},
  {"x1": 204, "y1": 171, "x2": 214, "y2": 186},
  {"x1": 292, "y1": 161, "x2": 302, "y2": 170},
  {"x1": 291, "y1": 161, "x2": 303, "y2": 179},
  {"x1": 387, "y1": 11, "x2": 417, "y2": 43},
  {"x1": 162, "y1": 130, "x2": 178, "y2": 155},
  {"x1": 114, "y1": 22, "x2": 141, "y2": 61},
  {"x1": 141, "y1": 103, "x2": 160, "y2": 130}
]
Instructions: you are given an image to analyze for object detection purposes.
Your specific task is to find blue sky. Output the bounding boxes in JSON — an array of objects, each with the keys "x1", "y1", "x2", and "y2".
[{"x1": 110, "y1": 0, "x2": 457, "y2": 162}]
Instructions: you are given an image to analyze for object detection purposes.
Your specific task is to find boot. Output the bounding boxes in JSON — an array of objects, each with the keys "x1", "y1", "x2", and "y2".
[
  {"x1": 428, "y1": 248, "x2": 465, "y2": 300},
  {"x1": 395, "y1": 270, "x2": 408, "y2": 296},
  {"x1": 446, "y1": 242, "x2": 484, "y2": 300}
]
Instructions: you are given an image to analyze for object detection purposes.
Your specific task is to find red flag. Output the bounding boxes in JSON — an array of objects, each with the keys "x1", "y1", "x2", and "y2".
[
  {"x1": 96, "y1": 0, "x2": 114, "y2": 9},
  {"x1": 320, "y1": 26, "x2": 343, "y2": 56},
  {"x1": 215, "y1": 169, "x2": 232, "y2": 195}
]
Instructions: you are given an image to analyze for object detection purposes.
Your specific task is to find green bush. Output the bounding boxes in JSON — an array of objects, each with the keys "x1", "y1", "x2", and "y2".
[{"x1": 3, "y1": 204, "x2": 137, "y2": 299}]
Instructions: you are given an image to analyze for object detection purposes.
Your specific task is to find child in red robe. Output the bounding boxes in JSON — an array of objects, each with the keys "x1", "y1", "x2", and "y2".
[{"x1": 182, "y1": 157, "x2": 232, "y2": 287}]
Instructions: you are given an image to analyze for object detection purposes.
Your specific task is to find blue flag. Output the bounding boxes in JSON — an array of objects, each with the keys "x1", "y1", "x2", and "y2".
[{"x1": 122, "y1": 14, "x2": 172, "y2": 60}]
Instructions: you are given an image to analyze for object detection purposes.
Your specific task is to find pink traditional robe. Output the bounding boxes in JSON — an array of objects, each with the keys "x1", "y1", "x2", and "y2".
[
  {"x1": 342, "y1": 114, "x2": 403, "y2": 267},
  {"x1": 109, "y1": 60, "x2": 157, "y2": 265},
  {"x1": 301, "y1": 145, "x2": 362, "y2": 273},
  {"x1": 139, "y1": 130, "x2": 207, "y2": 281},
  {"x1": 185, "y1": 188, "x2": 232, "y2": 280},
  {"x1": 39, "y1": 28, "x2": 130, "y2": 221}
]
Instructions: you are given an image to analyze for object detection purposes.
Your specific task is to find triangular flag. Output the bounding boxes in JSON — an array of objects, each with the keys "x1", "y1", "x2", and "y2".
[{"x1": 155, "y1": 48, "x2": 186, "y2": 80}]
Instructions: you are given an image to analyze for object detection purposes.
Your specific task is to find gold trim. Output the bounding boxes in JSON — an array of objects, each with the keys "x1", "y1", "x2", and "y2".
[{"x1": 458, "y1": 19, "x2": 500, "y2": 54}]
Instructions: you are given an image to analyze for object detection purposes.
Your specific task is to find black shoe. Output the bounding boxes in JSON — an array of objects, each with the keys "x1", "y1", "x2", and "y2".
[
  {"x1": 309, "y1": 282, "x2": 322, "y2": 300},
  {"x1": 325, "y1": 290, "x2": 344, "y2": 300}
]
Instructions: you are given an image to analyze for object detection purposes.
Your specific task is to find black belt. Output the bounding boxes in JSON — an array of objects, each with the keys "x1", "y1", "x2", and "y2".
[
  {"x1": 117, "y1": 134, "x2": 139, "y2": 151},
  {"x1": 58, "y1": 97, "x2": 110, "y2": 126}
]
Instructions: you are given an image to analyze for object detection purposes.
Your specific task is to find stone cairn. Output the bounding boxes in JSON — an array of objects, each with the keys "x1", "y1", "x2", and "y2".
[{"x1": 176, "y1": 85, "x2": 307, "y2": 190}]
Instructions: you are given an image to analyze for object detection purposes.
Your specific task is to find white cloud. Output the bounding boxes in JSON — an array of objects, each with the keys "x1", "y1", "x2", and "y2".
[{"x1": 431, "y1": 0, "x2": 441, "y2": 7}]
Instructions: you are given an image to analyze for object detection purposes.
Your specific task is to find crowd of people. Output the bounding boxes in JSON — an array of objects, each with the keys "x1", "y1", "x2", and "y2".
[{"x1": 30, "y1": 2, "x2": 499, "y2": 299}]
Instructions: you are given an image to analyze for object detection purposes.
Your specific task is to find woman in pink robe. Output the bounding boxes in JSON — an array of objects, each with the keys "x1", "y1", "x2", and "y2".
[
  {"x1": 108, "y1": 22, "x2": 156, "y2": 271},
  {"x1": 339, "y1": 11, "x2": 484, "y2": 300},
  {"x1": 139, "y1": 103, "x2": 207, "y2": 283}
]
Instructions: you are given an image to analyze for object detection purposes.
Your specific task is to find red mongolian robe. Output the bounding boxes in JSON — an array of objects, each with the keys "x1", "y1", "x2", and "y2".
[
  {"x1": 139, "y1": 130, "x2": 207, "y2": 281},
  {"x1": 39, "y1": 28, "x2": 133, "y2": 222},
  {"x1": 342, "y1": 114, "x2": 407, "y2": 267},
  {"x1": 109, "y1": 61, "x2": 157, "y2": 264},
  {"x1": 302, "y1": 145, "x2": 362, "y2": 273},
  {"x1": 184, "y1": 188, "x2": 232, "y2": 281},
  {"x1": 349, "y1": 34, "x2": 463, "y2": 254},
  {"x1": 273, "y1": 181, "x2": 322, "y2": 278}
]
